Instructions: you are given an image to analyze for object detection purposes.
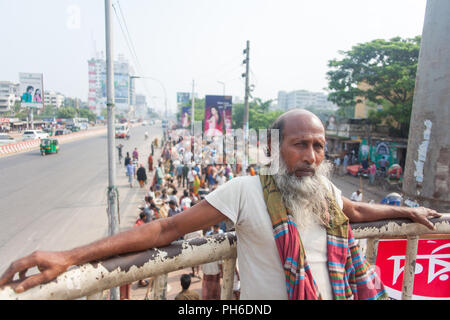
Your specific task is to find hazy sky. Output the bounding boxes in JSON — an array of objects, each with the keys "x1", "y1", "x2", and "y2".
[{"x1": 0, "y1": 0, "x2": 427, "y2": 113}]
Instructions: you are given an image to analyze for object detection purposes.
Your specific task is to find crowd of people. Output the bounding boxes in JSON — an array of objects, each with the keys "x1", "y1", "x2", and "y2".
[{"x1": 123, "y1": 130, "x2": 245, "y2": 300}]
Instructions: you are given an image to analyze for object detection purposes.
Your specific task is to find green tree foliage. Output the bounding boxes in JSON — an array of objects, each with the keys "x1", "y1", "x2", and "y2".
[
  {"x1": 78, "y1": 107, "x2": 97, "y2": 122},
  {"x1": 326, "y1": 36, "x2": 421, "y2": 137},
  {"x1": 38, "y1": 104, "x2": 57, "y2": 118},
  {"x1": 233, "y1": 98, "x2": 282, "y2": 131},
  {"x1": 56, "y1": 106, "x2": 77, "y2": 119}
]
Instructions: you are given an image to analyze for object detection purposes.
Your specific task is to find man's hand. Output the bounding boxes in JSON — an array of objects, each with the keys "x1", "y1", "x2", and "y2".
[
  {"x1": 407, "y1": 207, "x2": 442, "y2": 230},
  {"x1": 343, "y1": 196, "x2": 443, "y2": 230},
  {"x1": 0, "y1": 251, "x2": 70, "y2": 293}
]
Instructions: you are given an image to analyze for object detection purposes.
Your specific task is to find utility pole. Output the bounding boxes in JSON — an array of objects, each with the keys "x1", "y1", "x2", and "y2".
[
  {"x1": 191, "y1": 79, "x2": 195, "y2": 135},
  {"x1": 242, "y1": 40, "x2": 250, "y2": 175},
  {"x1": 403, "y1": 0, "x2": 450, "y2": 214},
  {"x1": 104, "y1": 0, "x2": 120, "y2": 300}
]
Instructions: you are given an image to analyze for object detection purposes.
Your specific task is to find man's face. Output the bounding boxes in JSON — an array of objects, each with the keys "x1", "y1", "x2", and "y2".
[{"x1": 279, "y1": 114, "x2": 326, "y2": 179}]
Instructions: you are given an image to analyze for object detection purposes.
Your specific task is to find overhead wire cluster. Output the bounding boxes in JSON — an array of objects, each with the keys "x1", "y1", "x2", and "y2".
[
  {"x1": 112, "y1": 1, "x2": 253, "y2": 111},
  {"x1": 111, "y1": 1, "x2": 162, "y2": 111}
]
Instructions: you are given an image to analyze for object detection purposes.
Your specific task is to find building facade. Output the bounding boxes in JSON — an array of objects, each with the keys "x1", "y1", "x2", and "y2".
[
  {"x1": 277, "y1": 89, "x2": 337, "y2": 111},
  {"x1": 44, "y1": 90, "x2": 65, "y2": 109},
  {"x1": 88, "y1": 53, "x2": 134, "y2": 116},
  {"x1": 0, "y1": 81, "x2": 20, "y2": 114}
]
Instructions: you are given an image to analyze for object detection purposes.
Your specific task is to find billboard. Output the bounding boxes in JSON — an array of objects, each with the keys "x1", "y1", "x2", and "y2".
[
  {"x1": 19, "y1": 73, "x2": 44, "y2": 109},
  {"x1": 177, "y1": 92, "x2": 190, "y2": 105},
  {"x1": 180, "y1": 106, "x2": 191, "y2": 128},
  {"x1": 204, "y1": 95, "x2": 232, "y2": 136}
]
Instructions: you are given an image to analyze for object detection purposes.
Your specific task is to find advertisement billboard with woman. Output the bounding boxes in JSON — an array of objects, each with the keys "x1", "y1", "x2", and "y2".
[{"x1": 204, "y1": 95, "x2": 232, "y2": 136}]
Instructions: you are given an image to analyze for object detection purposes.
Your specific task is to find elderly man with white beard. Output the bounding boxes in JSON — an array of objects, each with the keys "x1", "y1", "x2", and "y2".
[{"x1": 0, "y1": 109, "x2": 442, "y2": 300}]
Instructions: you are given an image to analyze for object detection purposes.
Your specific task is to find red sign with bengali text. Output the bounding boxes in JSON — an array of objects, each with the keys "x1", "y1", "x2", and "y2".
[{"x1": 375, "y1": 239, "x2": 450, "y2": 299}]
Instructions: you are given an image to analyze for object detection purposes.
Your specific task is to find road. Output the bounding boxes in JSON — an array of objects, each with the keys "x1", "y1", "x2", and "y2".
[{"x1": 0, "y1": 124, "x2": 161, "y2": 274}]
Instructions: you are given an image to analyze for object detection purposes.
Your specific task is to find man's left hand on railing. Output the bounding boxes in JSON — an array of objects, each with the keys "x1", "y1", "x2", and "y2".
[
  {"x1": 342, "y1": 196, "x2": 442, "y2": 230},
  {"x1": 406, "y1": 206, "x2": 442, "y2": 230}
]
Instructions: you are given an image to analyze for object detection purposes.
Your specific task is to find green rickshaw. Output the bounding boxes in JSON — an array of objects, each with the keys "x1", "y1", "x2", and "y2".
[{"x1": 40, "y1": 138, "x2": 59, "y2": 156}]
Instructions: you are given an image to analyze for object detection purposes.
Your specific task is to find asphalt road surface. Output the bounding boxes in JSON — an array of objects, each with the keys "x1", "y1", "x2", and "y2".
[{"x1": 0, "y1": 124, "x2": 161, "y2": 274}]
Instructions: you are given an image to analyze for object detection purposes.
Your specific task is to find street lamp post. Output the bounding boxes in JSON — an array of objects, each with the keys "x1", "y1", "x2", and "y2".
[
  {"x1": 217, "y1": 81, "x2": 226, "y2": 96},
  {"x1": 130, "y1": 75, "x2": 168, "y2": 119}
]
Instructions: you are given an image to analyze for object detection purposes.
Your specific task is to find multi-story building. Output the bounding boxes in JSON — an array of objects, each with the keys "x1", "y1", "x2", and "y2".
[
  {"x1": 134, "y1": 93, "x2": 147, "y2": 118},
  {"x1": 0, "y1": 81, "x2": 20, "y2": 114},
  {"x1": 44, "y1": 90, "x2": 65, "y2": 109},
  {"x1": 276, "y1": 90, "x2": 338, "y2": 111},
  {"x1": 88, "y1": 53, "x2": 134, "y2": 115}
]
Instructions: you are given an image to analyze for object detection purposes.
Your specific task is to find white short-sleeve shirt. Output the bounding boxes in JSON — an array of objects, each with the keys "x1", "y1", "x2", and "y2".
[{"x1": 205, "y1": 175, "x2": 343, "y2": 300}]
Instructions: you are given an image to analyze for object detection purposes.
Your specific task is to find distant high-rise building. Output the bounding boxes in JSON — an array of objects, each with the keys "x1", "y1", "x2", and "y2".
[
  {"x1": 44, "y1": 90, "x2": 65, "y2": 109},
  {"x1": 88, "y1": 53, "x2": 134, "y2": 115},
  {"x1": 0, "y1": 81, "x2": 20, "y2": 113},
  {"x1": 277, "y1": 90, "x2": 338, "y2": 111}
]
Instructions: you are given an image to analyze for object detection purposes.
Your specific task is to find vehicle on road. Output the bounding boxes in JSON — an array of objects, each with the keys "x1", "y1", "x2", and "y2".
[
  {"x1": 55, "y1": 129, "x2": 72, "y2": 136},
  {"x1": 67, "y1": 118, "x2": 89, "y2": 131},
  {"x1": 70, "y1": 125, "x2": 81, "y2": 132},
  {"x1": 0, "y1": 133, "x2": 16, "y2": 145},
  {"x1": 115, "y1": 124, "x2": 130, "y2": 139},
  {"x1": 22, "y1": 130, "x2": 49, "y2": 140},
  {"x1": 40, "y1": 138, "x2": 59, "y2": 155}
]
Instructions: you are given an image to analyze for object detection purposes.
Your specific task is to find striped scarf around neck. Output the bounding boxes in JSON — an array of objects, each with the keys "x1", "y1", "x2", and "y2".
[{"x1": 259, "y1": 174, "x2": 387, "y2": 300}]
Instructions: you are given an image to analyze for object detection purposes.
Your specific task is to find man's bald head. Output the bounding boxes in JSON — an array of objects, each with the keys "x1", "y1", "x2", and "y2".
[{"x1": 270, "y1": 108, "x2": 325, "y2": 144}]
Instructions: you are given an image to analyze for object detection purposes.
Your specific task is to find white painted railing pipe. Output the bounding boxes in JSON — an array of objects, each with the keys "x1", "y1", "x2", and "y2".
[{"x1": 1, "y1": 215, "x2": 449, "y2": 300}]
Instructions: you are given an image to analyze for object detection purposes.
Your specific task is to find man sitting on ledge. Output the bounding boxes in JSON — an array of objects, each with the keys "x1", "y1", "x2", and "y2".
[{"x1": 0, "y1": 109, "x2": 441, "y2": 300}]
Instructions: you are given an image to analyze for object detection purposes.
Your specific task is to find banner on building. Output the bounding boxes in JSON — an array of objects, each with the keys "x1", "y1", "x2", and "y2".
[
  {"x1": 204, "y1": 95, "x2": 232, "y2": 136},
  {"x1": 19, "y1": 73, "x2": 44, "y2": 109}
]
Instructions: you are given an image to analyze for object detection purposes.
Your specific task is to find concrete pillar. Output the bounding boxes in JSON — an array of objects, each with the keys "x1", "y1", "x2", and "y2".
[{"x1": 403, "y1": 0, "x2": 450, "y2": 212}]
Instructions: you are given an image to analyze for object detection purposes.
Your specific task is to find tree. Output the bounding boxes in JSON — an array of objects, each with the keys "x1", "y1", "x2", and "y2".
[
  {"x1": 56, "y1": 106, "x2": 77, "y2": 119},
  {"x1": 37, "y1": 104, "x2": 57, "y2": 119},
  {"x1": 326, "y1": 36, "x2": 421, "y2": 137},
  {"x1": 78, "y1": 107, "x2": 97, "y2": 122}
]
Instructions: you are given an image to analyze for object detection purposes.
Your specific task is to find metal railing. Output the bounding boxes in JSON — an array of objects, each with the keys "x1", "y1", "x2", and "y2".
[{"x1": 0, "y1": 214, "x2": 449, "y2": 300}]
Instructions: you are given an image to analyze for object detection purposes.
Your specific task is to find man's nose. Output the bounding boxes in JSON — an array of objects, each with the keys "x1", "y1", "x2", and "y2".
[{"x1": 301, "y1": 145, "x2": 315, "y2": 165}]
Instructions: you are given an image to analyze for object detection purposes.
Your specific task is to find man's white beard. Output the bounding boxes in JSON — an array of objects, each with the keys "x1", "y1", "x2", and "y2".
[{"x1": 272, "y1": 156, "x2": 333, "y2": 230}]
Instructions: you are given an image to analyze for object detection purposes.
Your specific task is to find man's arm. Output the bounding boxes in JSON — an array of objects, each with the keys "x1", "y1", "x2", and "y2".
[
  {"x1": 342, "y1": 196, "x2": 442, "y2": 230},
  {"x1": 0, "y1": 200, "x2": 226, "y2": 293}
]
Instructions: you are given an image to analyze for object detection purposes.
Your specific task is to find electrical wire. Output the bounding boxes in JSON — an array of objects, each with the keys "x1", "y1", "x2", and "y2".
[{"x1": 112, "y1": 1, "x2": 163, "y2": 112}]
